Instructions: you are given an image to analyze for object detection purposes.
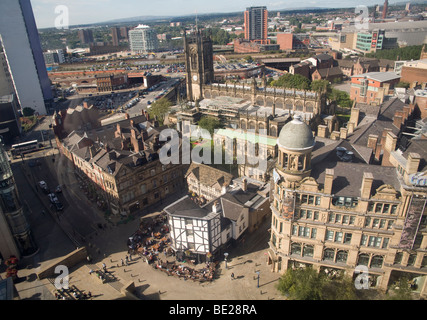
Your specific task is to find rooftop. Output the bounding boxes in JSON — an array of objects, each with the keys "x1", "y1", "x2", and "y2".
[{"x1": 351, "y1": 72, "x2": 400, "y2": 82}]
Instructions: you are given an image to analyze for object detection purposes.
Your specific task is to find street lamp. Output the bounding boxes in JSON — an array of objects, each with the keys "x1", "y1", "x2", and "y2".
[
  {"x1": 224, "y1": 252, "x2": 228, "y2": 269},
  {"x1": 255, "y1": 271, "x2": 260, "y2": 288}
]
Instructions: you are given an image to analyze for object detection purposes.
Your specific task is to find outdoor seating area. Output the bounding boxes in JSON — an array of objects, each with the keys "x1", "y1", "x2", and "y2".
[
  {"x1": 154, "y1": 260, "x2": 218, "y2": 283},
  {"x1": 54, "y1": 285, "x2": 92, "y2": 300},
  {"x1": 127, "y1": 212, "x2": 220, "y2": 283},
  {"x1": 127, "y1": 213, "x2": 171, "y2": 264}
]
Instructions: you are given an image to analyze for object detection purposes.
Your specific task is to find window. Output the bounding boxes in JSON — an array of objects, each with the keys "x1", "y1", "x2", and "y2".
[
  {"x1": 334, "y1": 232, "x2": 343, "y2": 243},
  {"x1": 302, "y1": 245, "x2": 314, "y2": 257},
  {"x1": 344, "y1": 233, "x2": 352, "y2": 244},
  {"x1": 382, "y1": 238, "x2": 389, "y2": 249},
  {"x1": 152, "y1": 179, "x2": 157, "y2": 188},
  {"x1": 390, "y1": 205, "x2": 398, "y2": 215},
  {"x1": 358, "y1": 254, "x2": 370, "y2": 266},
  {"x1": 291, "y1": 243, "x2": 302, "y2": 255},
  {"x1": 324, "y1": 248, "x2": 335, "y2": 261},
  {"x1": 370, "y1": 256, "x2": 383, "y2": 268},
  {"x1": 407, "y1": 254, "x2": 417, "y2": 266},
  {"x1": 292, "y1": 225, "x2": 298, "y2": 236},
  {"x1": 140, "y1": 184, "x2": 147, "y2": 194},
  {"x1": 336, "y1": 251, "x2": 348, "y2": 263},
  {"x1": 394, "y1": 252, "x2": 403, "y2": 265},
  {"x1": 326, "y1": 230, "x2": 334, "y2": 241}
]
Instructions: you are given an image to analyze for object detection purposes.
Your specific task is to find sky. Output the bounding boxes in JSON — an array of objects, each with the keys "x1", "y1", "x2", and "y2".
[{"x1": 30, "y1": 0, "x2": 391, "y2": 28}]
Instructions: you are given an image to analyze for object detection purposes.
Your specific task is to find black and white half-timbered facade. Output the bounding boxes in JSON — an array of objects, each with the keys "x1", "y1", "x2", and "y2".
[{"x1": 164, "y1": 177, "x2": 271, "y2": 261}]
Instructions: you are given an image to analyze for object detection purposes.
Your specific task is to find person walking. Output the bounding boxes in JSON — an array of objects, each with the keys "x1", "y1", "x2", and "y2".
[
  {"x1": 102, "y1": 263, "x2": 107, "y2": 272},
  {"x1": 121, "y1": 259, "x2": 124, "y2": 266},
  {"x1": 231, "y1": 273, "x2": 235, "y2": 280}
]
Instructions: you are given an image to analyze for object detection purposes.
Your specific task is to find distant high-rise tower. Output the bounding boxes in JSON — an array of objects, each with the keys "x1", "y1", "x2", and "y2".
[
  {"x1": 244, "y1": 6, "x2": 269, "y2": 44},
  {"x1": 382, "y1": 0, "x2": 388, "y2": 19},
  {"x1": 78, "y1": 29, "x2": 94, "y2": 44},
  {"x1": 129, "y1": 25, "x2": 158, "y2": 53},
  {"x1": 0, "y1": 0, "x2": 53, "y2": 115},
  {"x1": 111, "y1": 27, "x2": 120, "y2": 46}
]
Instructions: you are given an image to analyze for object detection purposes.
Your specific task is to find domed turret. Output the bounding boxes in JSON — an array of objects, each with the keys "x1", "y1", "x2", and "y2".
[
  {"x1": 277, "y1": 115, "x2": 314, "y2": 151},
  {"x1": 276, "y1": 116, "x2": 315, "y2": 184}
]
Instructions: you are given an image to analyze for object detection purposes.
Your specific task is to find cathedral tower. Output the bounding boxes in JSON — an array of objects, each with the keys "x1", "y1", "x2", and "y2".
[{"x1": 183, "y1": 29, "x2": 214, "y2": 102}]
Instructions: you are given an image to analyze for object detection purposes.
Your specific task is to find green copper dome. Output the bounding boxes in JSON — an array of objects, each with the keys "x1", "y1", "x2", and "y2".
[{"x1": 277, "y1": 116, "x2": 315, "y2": 150}]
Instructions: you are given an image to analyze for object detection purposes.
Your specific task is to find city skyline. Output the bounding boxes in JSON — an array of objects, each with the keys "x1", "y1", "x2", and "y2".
[{"x1": 31, "y1": 0, "x2": 393, "y2": 29}]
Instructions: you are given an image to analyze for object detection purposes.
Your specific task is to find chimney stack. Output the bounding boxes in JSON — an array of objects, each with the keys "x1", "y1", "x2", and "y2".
[
  {"x1": 324, "y1": 169, "x2": 334, "y2": 194},
  {"x1": 361, "y1": 172, "x2": 374, "y2": 199},
  {"x1": 242, "y1": 178, "x2": 248, "y2": 192}
]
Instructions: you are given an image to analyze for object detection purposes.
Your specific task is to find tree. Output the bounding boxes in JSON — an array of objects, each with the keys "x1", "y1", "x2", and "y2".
[
  {"x1": 395, "y1": 81, "x2": 410, "y2": 89},
  {"x1": 386, "y1": 276, "x2": 414, "y2": 300},
  {"x1": 311, "y1": 79, "x2": 330, "y2": 94},
  {"x1": 321, "y1": 276, "x2": 358, "y2": 300},
  {"x1": 22, "y1": 107, "x2": 36, "y2": 117},
  {"x1": 276, "y1": 266, "x2": 325, "y2": 300},
  {"x1": 271, "y1": 73, "x2": 311, "y2": 90},
  {"x1": 197, "y1": 116, "x2": 222, "y2": 135},
  {"x1": 148, "y1": 97, "x2": 172, "y2": 125}
]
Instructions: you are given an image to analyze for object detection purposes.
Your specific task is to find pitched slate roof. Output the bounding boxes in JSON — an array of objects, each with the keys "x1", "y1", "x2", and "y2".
[{"x1": 185, "y1": 163, "x2": 234, "y2": 191}]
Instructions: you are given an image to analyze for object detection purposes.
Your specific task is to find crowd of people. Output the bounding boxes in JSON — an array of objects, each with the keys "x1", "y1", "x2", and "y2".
[
  {"x1": 54, "y1": 285, "x2": 92, "y2": 300},
  {"x1": 154, "y1": 260, "x2": 218, "y2": 283},
  {"x1": 127, "y1": 212, "x2": 219, "y2": 283},
  {"x1": 127, "y1": 213, "x2": 171, "y2": 264}
]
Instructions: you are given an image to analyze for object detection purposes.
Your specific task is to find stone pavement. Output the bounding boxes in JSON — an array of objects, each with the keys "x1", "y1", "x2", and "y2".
[{"x1": 73, "y1": 214, "x2": 285, "y2": 300}]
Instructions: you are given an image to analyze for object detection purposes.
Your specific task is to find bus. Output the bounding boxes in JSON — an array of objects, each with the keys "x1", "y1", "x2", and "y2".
[{"x1": 10, "y1": 140, "x2": 39, "y2": 158}]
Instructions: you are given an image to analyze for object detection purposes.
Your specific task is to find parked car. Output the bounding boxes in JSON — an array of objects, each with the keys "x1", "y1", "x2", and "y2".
[
  {"x1": 54, "y1": 202, "x2": 64, "y2": 211},
  {"x1": 39, "y1": 181, "x2": 49, "y2": 193},
  {"x1": 48, "y1": 193, "x2": 59, "y2": 204},
  {"x1": 55, "y1": 185, "x2": 62, "y2": 193}
]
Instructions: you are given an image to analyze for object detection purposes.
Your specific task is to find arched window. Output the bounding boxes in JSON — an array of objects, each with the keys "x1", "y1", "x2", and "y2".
[
  {"x1": 336, "y1": 250, "x2": 348, "y2": 263},
  {"x1": 303, "y1": 245, "x2": 314, "y2": 257},
  {"x1": 370, "y1": 255, "x2": 383, "y2": 268},
  {"x1": 291, "y1": 243, "x2": 302, "y2": 255},
  {"x1": 323, "y1": 248, "x2": 335, "y2": 261},
  {"x1": 357, "y1": 253, "x2": 370, "y2": 266},
  {"x1": 270, "y1": 126, "x2": 277, "y2": 137}
]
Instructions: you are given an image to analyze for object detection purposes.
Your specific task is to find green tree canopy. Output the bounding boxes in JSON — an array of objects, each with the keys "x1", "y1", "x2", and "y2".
[
  {"x1": 197, "y1": 116, "x2": 222, "y2": 135},
  {"x1": 276, "y1": 266, "x2": 325, "y2": 300},
  {"x1": 310, "y1": 79, "x2": 331, "y2": 94},
  {"x1": 22, "y1": 107, "x2": 36, "y2": 117},
  {"x1": 270, "y1": 73, "x2": 311, "y2": 90},
  {"x1": 148, "y1": 97, "x2": 172, "y2": 125},
  {"x1": 386, "y1": 276, "x2": 414, "y2": 300},
  {"x1": 276, "y1": 267, "x2": 359, "y2": 300},
  {"x1": 365, "y1": 45, "x2": 423, "y2": 61}
]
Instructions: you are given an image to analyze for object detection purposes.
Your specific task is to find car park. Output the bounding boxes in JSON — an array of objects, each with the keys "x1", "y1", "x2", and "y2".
[{"x1": 48, "y1": 193, "x2": 59, "y2": 204}]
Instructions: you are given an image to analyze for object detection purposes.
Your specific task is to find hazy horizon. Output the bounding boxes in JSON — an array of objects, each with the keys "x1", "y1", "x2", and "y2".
[{"x1": 29, "y1": 0, "x2": 405, "y2": 29}]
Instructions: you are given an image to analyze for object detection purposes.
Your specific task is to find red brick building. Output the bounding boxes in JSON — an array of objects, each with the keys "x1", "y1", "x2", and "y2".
[
  {"x1": 400, "y1": 59, "x2": 427, "y2": 88},
  {"x1": 350, "y1": 72, "x2": 400, "y2": 105},
  {"x1": 244, "y1": 6, "x2": 269, "y2": 45}
]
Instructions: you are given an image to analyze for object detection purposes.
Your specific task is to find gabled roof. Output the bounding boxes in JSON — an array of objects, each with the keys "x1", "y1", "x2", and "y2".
[{"x1": 185, "y1": 163, "x2": 233, "y2": 190}]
